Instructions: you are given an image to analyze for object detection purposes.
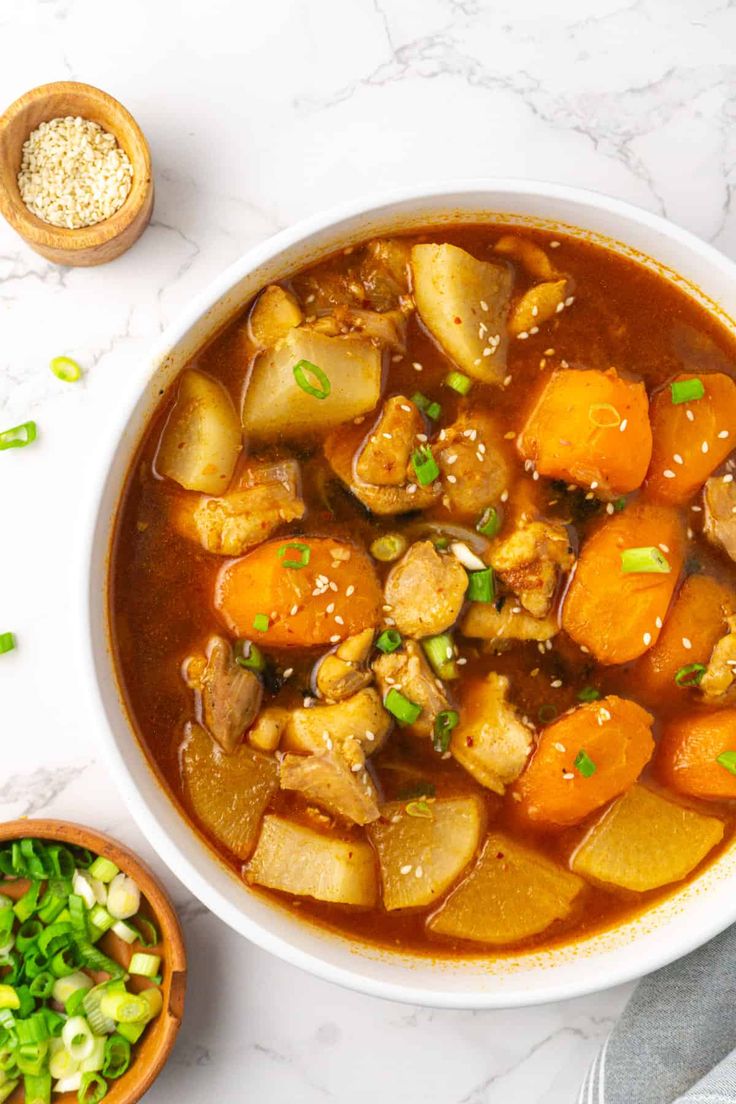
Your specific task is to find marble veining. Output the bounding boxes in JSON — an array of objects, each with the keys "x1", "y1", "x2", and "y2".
[{"x1": 1, "y1": 0, "x2": 732, "y2": 1098}]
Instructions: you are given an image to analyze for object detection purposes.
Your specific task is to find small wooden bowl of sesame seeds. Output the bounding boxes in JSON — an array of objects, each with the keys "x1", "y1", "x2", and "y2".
[{"x1": 0, "y1": 81, "x2": 153, "y2": 266}]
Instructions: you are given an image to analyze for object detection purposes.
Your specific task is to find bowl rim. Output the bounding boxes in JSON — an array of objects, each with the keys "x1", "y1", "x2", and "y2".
[{"x1": 81, "y1": 178, "x2": 736, "y2": 1008}]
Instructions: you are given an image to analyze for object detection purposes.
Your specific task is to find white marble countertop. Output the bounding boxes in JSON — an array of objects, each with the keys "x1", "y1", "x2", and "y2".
[{"x1": 1, "y1": 0, "x2": 733, "y2": 1098}]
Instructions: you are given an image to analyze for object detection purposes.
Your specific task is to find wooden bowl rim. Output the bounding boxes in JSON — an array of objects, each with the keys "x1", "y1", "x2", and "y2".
[
  {"x1": 0, "y1": 817, "x2": 186, "y2": 1104},
  {"x1": 0, "y1": 81, "x2": 152, "y2": 252}
]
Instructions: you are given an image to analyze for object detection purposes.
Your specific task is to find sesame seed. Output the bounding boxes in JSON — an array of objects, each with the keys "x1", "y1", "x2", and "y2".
[
  {"x1": 553, "y1": 742, "x2": 566, "y2": 753},
  {"x1": 517, "y1": 331, "x2": 529, "y2": 340},
  {"x1": 724, "y1": 474, "x2": 734, "y2": 483},
  {"x1": 655, "y1": 617, "x2": 662, "y2": 629},
  {"x1": 400, "y1": 865, "x2": 412, "y2": 875},
  {"x1": 447, "y1": 474, "x2": 457, "y2": 483},
  {"x1": 663, "y1": 469, "x2": 676, "y2": 479},
  {"x1": 329, "y1": 634, "x2": 341, "y2": 643},
  {"x1": 606, "y1": 503, "x2": 615, "y2": 514},
  {"x1": 289, "y1": 604, "x2": 299, "y2": 616},
  {"x1": 480, "y1": 300, "x2": 489, "y2": 311},
  {"x1": 550, "y1": 241, "x2": 560, "y2": 248},
  {"x1": 334, "y1": 615, "x2": 344, "y2": 625},
  {"x1": 415, "y1": 866, "x2": 423, "y2": 878},
  {"x1": 686, "y1": 409, "x2": 695, "y2": 422},
  {"x1": 620, "y1": 419, "x2": 628, "y2": 432},
  {"x1": 643, "y1": 632, "x2": 652, "y2": 646},
  {"x1": 346, "y1": 585, "x2": 355, "y2": 597},
  {"x1": 702, "y1": 441, "x2": 709, "y2": 454},
  {"x1": 326, "y1": 602, "x2": 335, "y2": 614},
  {"x1": 283, "y1": 668, "x2": 293, "y2": 679},
  {"x1": 550, "y1": 679, "x2": 563, "y2": 688},
  {"x1": 682, "y1": 637, "x2": 692, "y2": 650},
  {"x1": 412, "y1": 362, "x2": 423, "y2": 372},
  {"x1": 659, "y1": 543, "x2": 670, "y2": 553},
  {"x1": 719, "y1": 430, "x2": 730, "y2": 439},
  {"x1": 563, "y1": 772, "x2": 574, "y2": 780}
]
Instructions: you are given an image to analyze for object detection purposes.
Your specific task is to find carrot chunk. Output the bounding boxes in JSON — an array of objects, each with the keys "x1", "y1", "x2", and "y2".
[
  {"x1": 561, "y1": 503, "x2": 684, "y2": 664},
  {"x1": 518, "y1": 367, "x2": 652, "y2": 496},
  {"x1": 633, "y1": 574, "x2": 735, "y2": 700},
  {"x1": 645, "y1": 372, "x2": 736, "y2": 505},
  {"x1": 513, "y1": 696, "x2": 654, "y2": 827},
  {"x1": 215, "y1": 537, "x2": 382, "y2": 647},
  {"x1": 658, "y1": 708, "x2": 736, "y2": 799}
]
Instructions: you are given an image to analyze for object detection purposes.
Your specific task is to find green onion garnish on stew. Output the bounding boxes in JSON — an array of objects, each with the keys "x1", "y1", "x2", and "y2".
[
  {"x1": 574, "y1": 749, "x2": 597, "y2": 777},
  {"x1": 369, "y1": 533, "x2": 407, "y2": 562},
  {"x1": 252, "y1": 613, "x2": 269, "y2": 632},
  {"x1": 278, "y1": 541, "x2": 311, "y2": 569},
  {"x1": 466, "y1": 567, "x2": 494, "y2": 603},
  {"x1": 612, "y1": 497, "x2": 627, "y2": 512},
  {"x1": 620, "y1": 546, "x2": 671, "y2": 574},
  {"x1": 422, "y1": 632, "x2": 458, "y2": 680},
  {"x1": 716, "y1": 751, "x2": 736, "y2": 776},
  {"x1": 0, "y1": 632, "x2": 16, "y2": 655},
  {"x1": 50, "y1": 356, "x2": 82, "y2": 383},
  {"x1": 376, "y1": 629, "x2": 402, "y2": 654},
  {"x1": 476, "y1": 505, "x2": 501, "y2": 537},
  {"x1": 444, "y1": 371, "x2": 472, "y2": 396},
  {"x1": 0, "y1": 421, "x2": 37, "y2": 451},
  {"x1": 405, "y1": 800, "x2": 433, "y2": 819},
  {"x1": 385, "y1": 688, "x2": 422, "y2": 725},
  {"x1": 293, "y1": 359, "x2": 331, "y2": 400},
  {"x1": 674, "y1": 663, "x2": 707, "y2": 687},
  {"x1": 538, "y1": 704, "x2": 557, "y2": 723},
  {"x1": 577, "y1": 686, "x2": 601, "y2": 703},
  {"x1": 433, "y1": 709, "x2": 459, "y2": 753},
  {"x1": 671, "y1": 377, "x2": 705, "y2": 405},
  {"x1": 235, "y1": 640, "x2": 266, "y2": 672},
  {"x1": 411, "y1": 392, "x2": 441, "y2": 420},
  {"x1": 411, "y1": 445, "x2": 439, "y2": 486}
]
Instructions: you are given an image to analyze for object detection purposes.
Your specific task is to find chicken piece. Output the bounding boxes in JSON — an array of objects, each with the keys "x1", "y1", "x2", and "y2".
[
  {"x1": 315, "y1": 629, "x2": 375, "y2": 702},
  {"x1": 462, "y1": 600, "x2": 558, "y2": 646},
  {"x1": 355, "y1": 396, "x2": 424, "y2": 486},
  {"x1": 359, "y1": 238, "x2": 412, "y2": 311},
  {"x1": 700, "y1": 615, "x2": 736, "y2": 700},
  {"x1": 188, "y1": 636, "x2": 263, "y2": 753},
  {"x1": 494, "y1": 235, "x2": 556, "y2": 280},
  {"x1": 282, "y1": 688, "x2": 391, "y2": 765},
  {"x1": 373, "y1": 641, "x2": 450, "y2": 738},
  {"x1": 324, "y1": 423, "x2": 441, "y2": 516},
  {"x1": 384, "y1": 540, "x2": 468, "y2": 637},
  {"x1": 434, "y1": 411, "x2": 511, "y2": 520},
  {"x1": 279, "y1": 751, "x2": 380, "y2": 825},
  {"x1": 491, "y1": 520, "x2": 573, "y2": 619},
  {"x1": 703, "y1": 476, "x2": 736, "y2": 563},
  {"x1": 247, "y1": 707, "x2": 289, "y2": 753},
  {"x1": 450, "y1": 672, "x2": 533, "y2": 794},
  {"x1": 248, "y1": 285, "x2": 303, "y2": 348},
  {"x1": 508, "y1": 279, "x2": 568, "y2": 337},
  {"x1": 310, "y1": 307, "x2": 407, "y2": 352},
  {"x1": 173, "y1": 459, "x2": 304, "y2": 556}
]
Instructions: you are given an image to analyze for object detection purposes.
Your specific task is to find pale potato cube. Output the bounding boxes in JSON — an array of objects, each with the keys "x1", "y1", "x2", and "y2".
[
  {"x1": 247, "y1": 815, "x2": 377, "y2": 906},
  {"x1": 571, "y1": 784, "x2": 724, "y2": 892},
  {"x1": 249, "y1": 285, "x2": 303, "y2": 347},
  {"x1": 156, "y1": 369, "x2": 242, "y2": 494},
  {"x1": 180, "y1": 724, "x2": 278, "y2": 859},
  {"x1": 369, "y1": 796, "x2": 484, "y2": 910},
  {"x1": 410, "y1": 243, "x2": 512, "y2": 382},
  {"x1": 508, "y1": 279, "x2": 568, "y2": 337},
  {"x1": 428, "y1": 832, "x2": 583, "y2": 944},
  {"x1": 242, "y1": 329, "x2": 382, "y2": 440}
]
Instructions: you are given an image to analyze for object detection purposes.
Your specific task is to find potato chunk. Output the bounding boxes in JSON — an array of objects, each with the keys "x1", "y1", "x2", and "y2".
[
  {"x1": 181, "y1": 724, "x2": 278, "y2": 859},
  {"x1": 411, "y1": 243, "x2": 512, "y2": 382},
  {"x1": 247, "y1": 815, "x2": 377, "y2": 906},
  {"x1": 242, "y1": 329, "x2": 382, "y2": 440},
  {"x1": 156, "y1": 369, "x2": 242, "y2": 494},
  {"x1": 248, "y1": 285, "x2": 303, "y2": 347},
  {"x1": 369, "y1": 797, "x2": 484, "y2": 910},
  {"x1": 428, "y1": 833, "x2": 583, "y2": 944},
  {"x1": 279, "y1": 752, "x2": 380, "y2": 825},
  {"x1": 571, "y1": 784, "x2": 724, "y2": 892},
  {"x1": 450, "y1": 673, "x2": 533, "y2": 795}
]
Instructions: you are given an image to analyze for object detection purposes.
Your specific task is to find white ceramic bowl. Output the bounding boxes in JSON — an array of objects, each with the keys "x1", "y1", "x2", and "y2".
[{"x1": 83, "y1": 180, "x2": 736, "y2": 1008}]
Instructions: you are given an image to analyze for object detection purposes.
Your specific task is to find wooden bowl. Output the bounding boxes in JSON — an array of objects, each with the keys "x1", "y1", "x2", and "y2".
[
  {"x1": 0, "y1": 82, "x2": 153, "y2": 266},
  {"x1": 0, "y1": 818, "x2": 186, "y2": 1104}
]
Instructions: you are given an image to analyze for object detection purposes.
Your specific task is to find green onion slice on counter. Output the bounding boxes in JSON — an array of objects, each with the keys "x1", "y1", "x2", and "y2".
[
  {"x1": 0, "y1": 421, "x2": 37, "y2": 451},
  {"x1": 49, "y1": 356, "x2": 82, "y2": 383},
  {"x1": 0, "y1": 633, "x2": 16, "y2": 655}
]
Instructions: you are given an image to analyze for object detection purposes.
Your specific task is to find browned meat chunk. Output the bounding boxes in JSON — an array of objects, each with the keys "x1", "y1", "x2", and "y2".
[
  {"x1": 462, "y1": 601, "x2": 558, "y2": 646},
  {"x1": 355, "y1": 396, "x2": 424, "y2": 486},
  {"x1": 282, "y1": 688, "x2": 391, "y2": 762},
  {"x1": 279, "y1": 751, "x2": 380, "y2": 825},
  {"x1": 310, "y1": 307, "x2": 407, "y2": 352},
  {"x1": 384, "y1": 540, "x2": 468, "y2": 637},
  {"x1": 491, "y1": 519, "x2": 574, "y2": 618},
  {"x1": 701, "y1": 615, "x2": 736, "y2": 699},
  {"x1": 435, "y1": 411, "x2": 511, "y2": 519},
  {"x1": 324, "y1": 423, "x2": 441, "y2": 516},
  {"x1": 359, "y1": 238, "x2": 412, "y2": 311},
  {"x1": 373, "y1": 641, "x2": 450, "y2": 738},
  {"x1": 450, "y1": 673, "x2": 533, "y2": 794},
  {"x1": 187, "y1": 636, "x2": 263, "y2": 753},
  {"x1": 315, "y1": 629, "x2": 375, "y2": 702},
  {"x1": 704, "y1": 476, "x2": 736, "y2": 563}
]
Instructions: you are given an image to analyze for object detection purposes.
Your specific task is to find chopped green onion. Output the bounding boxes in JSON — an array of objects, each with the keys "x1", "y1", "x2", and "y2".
[
  {"x1": 293, "y1": 359, "x2": 331, "y2": 400},
  {"x1": 433, "y1": 709, "x2": 460, "y2": 754},
  {"x1": 129, "y1": 916, "x2": 159, "y2": 948},
  {"x1": 87, "y1": 858, "x2": 118, "y2": 884},
  {"x1": 405, "y1": 800, "x2": 433, "y2": 819},
  {"x1": 49, "y1": 1044, "x2": 78, "y2": 1080},
  {"x1": 79, "y1": 1037, "x2": 106, "y2": 1074},
  {"x1": 538, "y1": 704, "x2": 558, "y2": 723},
  {"x1": 476, "y1": 506, "x2": 501, "y2": 537},
  {"x1": 99, "y1": 991, "x2": 149, "y2": 1025},
  {"x1": 23, "y1": 1072, "x2": 51, "y2": 1104},
  {"x1": 384, "y1": 688, "x2": 422, "y2": 725},
  {"x1": 0, "y1": 986, "x2": 18, "y2": 1011},
  {"x1": 716, "y1": 751, "x2": 736, "y2": 776},
  {"x1": 234, "y1": 640, "x2": 266, "y2": 673},
  {"x1": 88, "y1": 907, "x2": 114, "y2": 935},
  {"x1": 466, "y1": 568, "x2": 494, "y2": 603},
  {"x1": 102, "y1": 1035, "x2": 130, "y2": 1080},
  {"x1": 411, "y1": 445, "x2": 439, "y2": 487},
  {"x1": 620, "y1": 546, "x2": 671, "y2": 574},
  {"x1": 105, "y1": 874, "x2": 140, "y2": 922},
  {"x1": 138, "y1": 988, "x2": 163, "y2": 1024},
  {"x1": 110, "y1": 920, "x2": 137, "y2": 945},
  {"x1": 78, "y1": 1071, "x2": 107, "y2": 1104},
  {"x1": 444, "y1": 371, "x2": 472, "y2": 396},
  {"x1": 28, "y1": 974, "x2": 54, "y2": 1000},
  {"x1": 432, "y1": 536, "x2": 450, "y2": 550},
  {"x1": 411, "y1": 392, "x2": 441, "y2": 420},
  {"x1": 51, "y1": 972, "x2": 92, "y2": 1008},
  {"x1": 277, "y1": 541, "x2": 311, "y2": 569},
  {"x1": 671, "y1": 377, "x2": 705, "y2": 405},
  {"x1": 422, "y1": 633, "x2": 458, "y2": 680},
  {"x1": 577, "y1": 686, "x2": 601, "y2": 703},
  {"x1": 62, "y1": 1017, "x2": 94, "y2": 1062},
  {"x1": 612, "y1": 497, "x2": 627, "y2": 512},
  {"x1": 49, "y1": 356, "x2": 82, "y2": 384},
  {"x1": 128, "y1": 952, "x2": 160, "y2": 978},
  {"x1": 82, "y1": 988, "x2": 115, "y2": 1037},
  {"x1": 369, "y1": 532, "x2": 407, "y2": 562},
  {"x1": 0, "y1": 634, "x2": 15, "y2": 656},
  {"x1": 114, "y1": 1021, "x2": 144, "y2": 1045},
  {"x1": 375, "y1": 629, "x2": 402, "y2": 654},
  {"x1": 252, "y1": 613, "x2": 269, "y2": 633},
  {"x1": 0, "y1": 421, "x2": 37, "y2": 451},
  {"x1": 14, "y1": 882, "x2": 42, "y2": 923},
  {"x1": 574, "y1": 749, "x2": 597, "y2": 778},
  {"x1": 674, "y1": 663, "x2": 707, "y2": 687}
]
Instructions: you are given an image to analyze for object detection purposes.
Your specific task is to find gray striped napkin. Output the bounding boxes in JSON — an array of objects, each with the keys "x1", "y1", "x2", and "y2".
[{"x1": 578, "y1": 925, "x2": 736, "y2": 1103}]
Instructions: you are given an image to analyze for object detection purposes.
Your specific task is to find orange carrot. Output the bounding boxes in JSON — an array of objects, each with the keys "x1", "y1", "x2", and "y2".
[
  {"x1": 518, "y1": 367, "x2": 652, "y2": 495},
  {"x1": 561, "y1": 503, "x2": 684, "y2": 664},
  {"x1": 645, "y1": 372, "x2": 736, "y2": 505},
  {"x1": 633, "y1": 574, "x2": 735, "y2": 700},
  {"x1": 513, "y1": 696, "x2": 654, "y2": 826},
  {"x1": 658, "y1": 708, "x2": 736, "y2": 799},
  {"x1": 215, "y1": 537, "x2": 381, "y2": 647}
]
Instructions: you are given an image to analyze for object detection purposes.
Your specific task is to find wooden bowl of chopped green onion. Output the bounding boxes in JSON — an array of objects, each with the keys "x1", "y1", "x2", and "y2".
[
  {"x1": 0, "y1": 820, "x2": 186, "y2": 1104},
  {"x1": 0, "y1": 82, "x2": 153, "y2": 267}
]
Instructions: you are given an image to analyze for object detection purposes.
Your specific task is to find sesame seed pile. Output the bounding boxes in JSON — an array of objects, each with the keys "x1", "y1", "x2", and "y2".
[{"x1": 17, "y1": 116, "x2": 133, "y2": 229}]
